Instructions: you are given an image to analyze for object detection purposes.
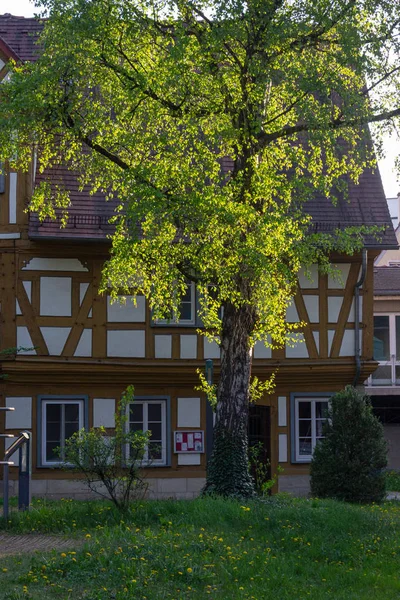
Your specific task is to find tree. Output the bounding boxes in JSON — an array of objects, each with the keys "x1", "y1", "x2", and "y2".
[
  {"x1": 61, "y1": 386, "x2": 151, "y2": 511},
  {"x1": 310, "y1": 386, "x2": 388, "y2": 503},
  {"x1": 0, "y1": 0, "x2": 399, "y2": 497}
]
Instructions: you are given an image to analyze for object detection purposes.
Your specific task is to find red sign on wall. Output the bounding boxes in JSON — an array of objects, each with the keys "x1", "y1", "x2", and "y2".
[{"x1": 174, "y1": 430, "x2": 204, "y2": 453}]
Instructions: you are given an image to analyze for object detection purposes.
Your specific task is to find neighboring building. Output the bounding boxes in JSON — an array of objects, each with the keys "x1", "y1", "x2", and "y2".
[
  {"x1": 366, "y1": 192, "x2": 400, "y2": 470},
  {"x1": 0, "y1": 14, "x2": 398, "y2": 499}
]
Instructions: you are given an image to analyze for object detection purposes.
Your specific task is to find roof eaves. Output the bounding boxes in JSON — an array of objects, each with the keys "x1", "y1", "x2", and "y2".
[{"x1": 0, "y1": 35, "x2": 21, "y2": 62}]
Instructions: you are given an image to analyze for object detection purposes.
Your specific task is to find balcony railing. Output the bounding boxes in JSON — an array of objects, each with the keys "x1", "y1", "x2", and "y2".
[{"x1": 368, "y1": 354, "x2": 400, "y2": 387}]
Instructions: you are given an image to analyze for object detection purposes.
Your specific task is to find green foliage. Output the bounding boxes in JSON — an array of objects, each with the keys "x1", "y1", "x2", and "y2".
[
  {"x1": 3, "y1": 497, "x2": 400, "y2": 599},
  {"x1": 0, "y1": 0, "x2": 399, "y2": 497},
  {"x1": 310, "y1": 386, "x2": 388, "y2": 503},
  {"x1": 248, "y1": 441, "x2": 283, "y2": 496},
  {"x1": 204, "y1": 423, "x2": 255, "y2": 498},
  {"x1": 61, "y1": 386, "x2": 151, "y2": 511},
  {"x1": 385, "y1": 470, "x2": 400, "y2": 492},
  {"x1": 0, "y1": 0, "x2": 395, "y2": 343}
]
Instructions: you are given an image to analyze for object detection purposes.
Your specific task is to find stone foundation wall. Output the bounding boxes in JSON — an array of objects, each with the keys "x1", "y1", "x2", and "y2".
[
  {"x1": 278, "y1": 475, "x2": 311, "y2": 497},
  {"x1": 1, "y1": 477, "x2": 206, "y2": 500}
]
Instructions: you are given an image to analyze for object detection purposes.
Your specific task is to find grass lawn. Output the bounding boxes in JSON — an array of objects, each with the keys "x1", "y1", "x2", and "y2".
[{"x1": 1, "y1": 496, "x2": 400, "y2": 599}]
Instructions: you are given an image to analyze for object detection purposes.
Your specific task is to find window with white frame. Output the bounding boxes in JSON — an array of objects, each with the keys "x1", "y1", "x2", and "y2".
[
  {"x1": 41, "y1": 398, "x2": 84, "y2": 466},
  {"x1": 294, "y1": 397, "x2": 329, "y2": 462},
  {"x1": 372, "y1": 315, "x2": 400, "y2": 386},
  {"x1": 155, "y1": 283, "x2": 196, "y2": 325},
  {"x1": 128, "y1": 399, "x2": 167, "y2": 465}
]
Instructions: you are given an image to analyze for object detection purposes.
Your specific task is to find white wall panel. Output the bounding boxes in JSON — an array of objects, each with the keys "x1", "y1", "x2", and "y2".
[
  {"x1": 328, "y1": 263, "x2": 351, "y2": 288},
  {"x1": 93, "y1": 398, "x2": 115, "y2": 428},
  {"x1": 17, "y1": 281, "x2": 33, "y2": 315},
  {"x1": 5, "y1": 397, "x2": 32, "y2": 429},
  {"x1": 304, "y1": 295, "x2": 319, "y2": 323},
  {"x1": 348, "y1": 298, "x2": 362, "y2": 322},
  {"x1": 79, "y1": 282, "x2": 89, "y2": 305},
  {"x1": 74, "y1": 329, "x2": 92, "y2": 357},
  {"x1": 40, "y1": 327, "x2": 71, "y2": 355},
  {"x1": 40, "y1": 277, "x2": 72, "y2": 316},
  {"x1": 107, "y1": 330, "x2": 145, "y2": 357},
  {"x1": 286, "y1": 333, "x2": 308, "y2": 358},
  {"x1": 339, "y1": 330, "x2": 357, "y2": 357},
  {"x1": 313, "y1": 331, "x2": 320, "y2": 354},
  {"x1": 107, "y1": 295, "x2": 146, "y2": 322},
  {"x1": 204, "y1": 339, "x2": 220, "y2": 359},
  {"x1": 17, "y1": 327, "x2": 36, "y2": 354},
  {"x1": 328, "y1": 330, "x2": 335, "y2": 356},
  {"x1": 254, "y1": 340, "x2": 272, "y2": 359},
  {"x1": 23, "y1": 258, "x2": 88, "y2": 271},
  {"x1": 180, "y1": 335, "x2": 197, "y2": 359},
  {"x1": 278, "y1": 396, "x2": 287, "y2": 427},
  {"x1": 328, "y1": 296, "x2": 343, "y2": 323},
  {"x1": 177, "y1": 397, "x2": 201, "y2": 428},
  {"x1": 178, "y1": 453, "x2": 201, "y2": 465},
  {"x1": 278, "y1": 434, "x2": 288, "y2": 463},
  {"x1": 9, "y1": 172, "x2": 17, "y2": 224},
  {"x1": 286, "y1": 300, "x2": 299, "y2": 322},
  {"x1": 155, "y1": 335, "x2": 172, "y2": 358},
  {"x1": 298, "y1": 265, "x2": 318, "y2": 288}
]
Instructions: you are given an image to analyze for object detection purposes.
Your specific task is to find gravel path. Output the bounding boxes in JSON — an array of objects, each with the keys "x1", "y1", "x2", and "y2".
[{"x1": 0, "y1": 533, "x2": 82, "y2": 557}]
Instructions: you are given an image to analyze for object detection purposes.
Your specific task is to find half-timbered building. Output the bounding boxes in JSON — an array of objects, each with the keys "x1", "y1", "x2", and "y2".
[{"x1": 0, "y1": 14, "x2": 398, "y2": 498}]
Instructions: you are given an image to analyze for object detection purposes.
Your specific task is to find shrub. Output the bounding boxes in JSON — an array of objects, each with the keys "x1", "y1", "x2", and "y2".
[
  {"x1": 61, "y1": 386, "x2": 151, "y2": 510},
  {"x1": 310, "y1": 386, "x2": 387, "y2": 503}
]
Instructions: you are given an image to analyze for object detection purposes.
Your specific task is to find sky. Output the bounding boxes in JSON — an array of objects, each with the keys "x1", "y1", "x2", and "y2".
[{"x1": 2, "y1": 0, "x2": 400, "y2": 199}]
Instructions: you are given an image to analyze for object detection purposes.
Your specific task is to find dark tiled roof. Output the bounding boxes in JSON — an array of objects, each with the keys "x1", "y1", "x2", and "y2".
[
  {"x1": 1, "y1": 15, "x2": 397, "y2": 247},
  {"x1": 29, "y1": 165, "x2": 117, "y2": 241},
  {"x1": 304, "y1": 167, "x2": 398, "y2": 248},
  {"x1": 0, "y1": 14, "x2": 43, "y2": 62},
  {"x1": 374, "y1": 267, "x2": 400, "y2": 295}
]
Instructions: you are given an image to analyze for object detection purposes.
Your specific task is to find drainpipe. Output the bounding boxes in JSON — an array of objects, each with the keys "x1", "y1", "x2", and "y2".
[{"x1": 353, "y1": 248, "x2": 367, "y2": 387}]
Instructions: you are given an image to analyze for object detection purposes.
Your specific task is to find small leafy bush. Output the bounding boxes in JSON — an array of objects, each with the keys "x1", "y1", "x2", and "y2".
[
  {"x1": 61, "y1": 386, "x2": 150, "y2": 511},
  {"x1": 310, "y1": 386, "x2": 388, "y2": 503}
]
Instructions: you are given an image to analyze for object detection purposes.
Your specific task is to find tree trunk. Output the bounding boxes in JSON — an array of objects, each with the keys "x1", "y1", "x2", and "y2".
[{"x1": 204, "y1": 300, "x2": 256, "y2": 498}]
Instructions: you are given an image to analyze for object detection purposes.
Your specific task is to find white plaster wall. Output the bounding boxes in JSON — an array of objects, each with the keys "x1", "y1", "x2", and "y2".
[
  {"x1": 278, "y1": 434, "x2": 288, "y2": 462},
  {"x1": 93, "y1": 398, "x2": 116, "y2": 428},
  {"x1": 328, "y1": 296, "x2": 343, "y2": 323},
  {"x1": 204, "y1": 339, "x2": 220, "y2": 359},
  {"x1": 253, "y1": 340, "x2": 272, "y2": 359},
  {"x1": 155, "y1": 335, "x2": 172, "y2": 359},
  {"x1": 327, "y1": 330, "x2": 335, "y2": 356},
  {"x1": 40, "y1": 327, "x2": 71, "y2": 355},
  {"x1": 339, "y1": 330, "x2": 358, "y2": 357},
  {"x1": 107, "y1": 330, "x2": 145, "y2": 357},
  {"x1": 74, "y1": 329, "x2": 92, "y2": 357},
  {"x1": 313, "y1": 331, "x2": 320, "y2": 354},
  {"x1": 348, "y1": 298, "x2": 362, "y2": 322},
  {"x1": 286, "y1": 300, "x2": 299, "y2": 322},
  {"x1": 5, "y1": 397, "x2": 32, "y2": 429},
  {"x1": 40, "y1": 277, "x2": 72, "y2": 316},
  {"x1": 177, "y1": 397, "x2": 201, "y2": 428},
  {"x1": 286, "y1": 333, "x2": 308, "y2": 358},
  {"x1": 16, "y1": 281, "x2": 32, "y2": 316},
  {"x1": 180, "y1": 335, "x2": 197, "y2": 359},
  {"x1": 298, "y1": 265, "x2": 318, "y2": 288},
  {"x1": 9, "y1": 172, "x2": 17, "y2": 224},
  {"x1": 107, "y1": 296, "x2": 146, "y2": 323},
  {"x1": 178, "y1": 454, "x2": 201, "y2": 465},
  {"x1": 328, "y1": 263, "x2": 351, "y2": 288},
  {"x1": 79, "y1": 282, "x2": 89, "y2": 304},
  {"x1": 17, "y1": 327, "x2": 36, "y2": 354},
  {"x1": 278, "y1": 396, "x2": 287, "y2": 427},
  {"x1": 0, "y1": 58, "x2": 4, "y2": 70},
  {"x1": 23, "y1": 258, "x2": 88, "y2": 271},
  {"x1": 304, "y1": 295, "x2": 319, "y2": 323}
]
